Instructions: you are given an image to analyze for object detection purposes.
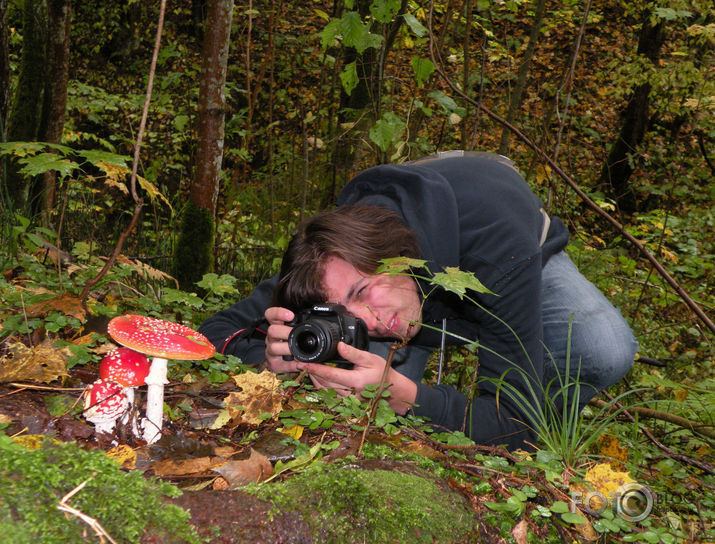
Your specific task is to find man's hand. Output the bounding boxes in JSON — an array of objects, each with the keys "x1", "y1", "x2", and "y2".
[
  {"x1": 295, "y1": 342, "x2": 418, "y2": 415},
  {"x1": 263, "y1": 307, "x2": 302, "y2": 373}
]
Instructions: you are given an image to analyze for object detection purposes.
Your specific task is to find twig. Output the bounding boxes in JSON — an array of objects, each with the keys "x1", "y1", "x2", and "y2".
[
  {"x1": 590, "y1": 398, "x2": 715, "y2": 441},
  {"x1": 602, "y1": 393, "x2": 714, "y2": 475},
  {"x1": 357, "y1": 342, "x2": 401, "y2": 456},
  {"x1": 79, "y1": 0, "x2": 167, "y2": 301},
  {"x1": 425, "y1": 0, "x2": 715, "y2": 336},
  {"x1": 57, "y1": 478, "x2": 118, "y2": 544}
]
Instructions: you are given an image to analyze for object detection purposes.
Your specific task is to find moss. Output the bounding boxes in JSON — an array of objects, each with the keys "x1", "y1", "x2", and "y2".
[
  {"x1": 172, "y1": 200, "x2": 215, "y2": 290},
  {"x1": 0, "y1": 434, "x2": 200, "y2": 544},
  {"x1": 249, "y1": 461, "x2": 476, "y2": 543}
]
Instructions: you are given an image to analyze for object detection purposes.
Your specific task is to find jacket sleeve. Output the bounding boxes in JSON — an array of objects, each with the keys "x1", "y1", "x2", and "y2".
[
  {"x1": 197, "y1": 275, "x2": 277, "y2": 365},
  {"x1": 411, "y1": 255, "x2": 544, "y2": 451}
]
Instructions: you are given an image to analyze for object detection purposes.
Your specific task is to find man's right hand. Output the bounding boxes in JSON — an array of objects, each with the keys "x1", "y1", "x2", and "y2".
[{"x1": 263, "y1": 307, "x2": 301, "y2": 373}]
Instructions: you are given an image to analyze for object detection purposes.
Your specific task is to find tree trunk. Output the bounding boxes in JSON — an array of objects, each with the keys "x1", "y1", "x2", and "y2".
[
  {"x1": 173, "y1": 0, "x2": 234, "y2": 289},
  {"x1": 599, "y1": 10, "x2": 665, "y2": 213},
  {"x1": 31, "y1": 0, "x2": 71, "y2": 221},
  {"x1": 0, "y1": 0, "x2": 10, "y2": 140},
  {"x1": 5, "y1": 0, "x2": 47, "y2": 211},
  {"x1": 498, "y1": 0, "x2": 548, "y2": 155}
]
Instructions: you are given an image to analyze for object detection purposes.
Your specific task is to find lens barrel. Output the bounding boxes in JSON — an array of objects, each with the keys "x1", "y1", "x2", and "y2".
[{"x1": 288, "y1": 319, "x2": 342, "y2": 362}]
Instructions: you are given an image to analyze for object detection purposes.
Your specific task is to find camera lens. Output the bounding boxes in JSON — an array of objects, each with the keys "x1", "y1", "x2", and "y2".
[
  {"x1": 288, "y1": 319, "x2": 342, "y2": 362},
  {"x1": 295, "y1": 331, "x2": 319, "y2": 353}
]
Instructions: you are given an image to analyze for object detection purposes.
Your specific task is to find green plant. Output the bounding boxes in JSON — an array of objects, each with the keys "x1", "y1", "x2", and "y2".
[{"x1": 0, "y1": 434, "x2": 200, "y2": 544}]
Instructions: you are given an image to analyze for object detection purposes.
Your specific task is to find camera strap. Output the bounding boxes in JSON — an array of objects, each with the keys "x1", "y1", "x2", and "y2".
[{"x1": 220, "y1": 317, "x2": 269, "y2": 354}]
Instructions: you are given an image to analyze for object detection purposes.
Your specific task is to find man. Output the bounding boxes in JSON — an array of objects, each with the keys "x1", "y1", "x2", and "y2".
[{"x1": 199, "y1": 152, "x2": 637, "y2": 450}]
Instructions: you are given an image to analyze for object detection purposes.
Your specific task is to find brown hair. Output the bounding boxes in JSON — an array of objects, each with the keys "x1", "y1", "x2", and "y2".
[{"x1": 271, "y1": 205, "x2": 421, "y2": 310}]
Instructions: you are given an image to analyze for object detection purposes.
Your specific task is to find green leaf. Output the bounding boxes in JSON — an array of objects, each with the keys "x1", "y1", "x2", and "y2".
[
  {"x1": 561, "y1": 512, "x2": 588, "y2": 524},
  {"x1": 428, "y1": 90, "x2": 466, "y2": 117},
  {"x1": 340, "y1": 61, "x2": 359, "y2": 96},
  {"x1": 368, "y1": 112, "x2": 405, "y2": 152},
  {"x1": 80, "y1": 149, "x2": 130, "y2": 168},
  {"x1": 411, "y1": 56, "x2": 435, "y2": 87},
  {"x1": 18, "y1": 153, "x2": 78, "y2": 178},
  {"x1": 549, "y1": 501, "x2": 570, "y2": 514},
  {"x1": 377, "y1": 256, "x2": 428, "y2": 275},
  {"x1": 430, "y1": 267, "x2": 493, "y2": 298},
  {"x1": 319, "y1": 19, "x2": 341, "y2": 50},
  {"x1": 370, "y1": 0, "x2": 401, "y2": 23},
  {"x1": 340, "y1": 12, "x2": 382, "y2": 54},
  {"x1": 403, "y1": 13, "x2": 428, "y2": 37}
]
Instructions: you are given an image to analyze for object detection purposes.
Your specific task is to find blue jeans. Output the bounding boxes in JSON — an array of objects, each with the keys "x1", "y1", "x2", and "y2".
[
  {"x1": 540, "y1": 251, "x2": 637, "y2": 408},
  {"x1": 378, "y1": 251, "x2": 637, "y2": 406}
]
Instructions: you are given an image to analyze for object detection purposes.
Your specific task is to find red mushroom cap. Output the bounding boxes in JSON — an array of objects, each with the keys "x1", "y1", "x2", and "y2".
[
  {"x1": 99, "y1": 347, "x2": 151, "y2": 387},
  {"x1": 83, "y1": 379, "x2": 129, "y2": 421},
  {"x1": 107, "y1": 314, "x2": 216, "y2": 360}
]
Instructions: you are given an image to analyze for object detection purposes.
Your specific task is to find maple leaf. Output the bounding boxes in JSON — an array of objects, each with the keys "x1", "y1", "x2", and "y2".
[
  {"x1": 376, "y1": 256, "x2": 428, "y2": 275},
  {"x1": 430, "y1": 267, "x2": 493, "y2": 299},
  {"x1": 222, "y1": 370, "x2": 284, "y2": 425}
]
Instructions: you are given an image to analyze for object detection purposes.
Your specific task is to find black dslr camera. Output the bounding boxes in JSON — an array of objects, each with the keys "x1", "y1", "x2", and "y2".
[{"x1": 284, "y1": 303, "x2": 369, "y2": 364}]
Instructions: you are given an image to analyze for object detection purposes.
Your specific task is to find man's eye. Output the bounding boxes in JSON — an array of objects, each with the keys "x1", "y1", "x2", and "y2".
[{"x1": 356, "y1": 287, "x2": 366, "y2": 299}]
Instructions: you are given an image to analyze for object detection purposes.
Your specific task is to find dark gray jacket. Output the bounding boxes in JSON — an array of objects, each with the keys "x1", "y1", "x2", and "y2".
[{"x1": 199, "y1": 154, "x2": 569, "y2": 450}]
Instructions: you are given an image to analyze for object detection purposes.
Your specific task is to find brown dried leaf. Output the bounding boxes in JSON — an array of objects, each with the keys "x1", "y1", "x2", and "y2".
[
  {"x1": 0, "y1": 339, "x2": 71, "y2": 383},
  {"x1": 224, "y1": 370, "x2": 284, "y2": 425},
  {"x1": 25, "y1": 294, "x2": 86, "y2": 322},
  {"x1": 213, "y1": 449, "x2": 273, "y2": 488},
  {"x1": 511, "y1": 519, "x2": 529, "y2": 544},
  {"x1": 151, "y1": 456, "x2": 228, "y2": 477}
]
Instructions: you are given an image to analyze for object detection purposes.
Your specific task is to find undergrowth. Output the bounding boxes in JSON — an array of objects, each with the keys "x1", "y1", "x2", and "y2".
[{"x1": 0, "y1": 434, "x2": 200, "y2": 544}]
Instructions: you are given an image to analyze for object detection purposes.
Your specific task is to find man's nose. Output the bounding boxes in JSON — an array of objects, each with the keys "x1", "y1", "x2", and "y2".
[{"x1": 351, "y1": 306, "x2": 378, "y2": 332}]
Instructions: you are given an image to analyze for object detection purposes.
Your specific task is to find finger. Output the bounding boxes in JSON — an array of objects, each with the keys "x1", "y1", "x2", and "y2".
[
  {"x1": 296, "y1": 361, "x2": 350, "y2": 385},
  {"x1": 337, "y1": 342, "x2": 380, "y2": 368},
  {"x1": 265, "y1": 307, "x2": 295, "y2": 324}
]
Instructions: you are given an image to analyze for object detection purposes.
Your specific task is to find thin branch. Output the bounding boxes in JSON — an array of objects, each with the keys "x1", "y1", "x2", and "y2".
[
  {"x1": 601, "y1": 393, "x2": 714, "y2": 475},
  {"x1": 590, "y1": 398, "x2": 715, "y2": 441},
  {"x1": 426, "y1": 1, "x2": 714, "y2": 336},
  {"x1": 78, "y1": 0, "x2": 167, "y2": 301}
]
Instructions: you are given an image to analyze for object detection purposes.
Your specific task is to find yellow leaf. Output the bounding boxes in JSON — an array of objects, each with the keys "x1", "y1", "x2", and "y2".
[
  {"x1": 106, "y1": 445, "x2": 137, "y2": 469},
  {"x1": 279, "y1": 425, "x2": 304, "y2": 440},
  {"x1": 225, "y1": 370, "x2": 284, "y2": 425},
  {"x1": 597, "y1": 434, "x2": 629, "y2": 466}
]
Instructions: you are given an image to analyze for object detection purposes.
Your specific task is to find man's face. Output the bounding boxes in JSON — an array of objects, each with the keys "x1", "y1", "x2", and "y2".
[{"x1": 320, "y1": 255, "x2": 422, "y2": 341}]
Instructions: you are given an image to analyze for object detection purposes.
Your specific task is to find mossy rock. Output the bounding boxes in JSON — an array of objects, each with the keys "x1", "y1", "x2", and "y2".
[
  {"x1": 249, "y1": 459, "x2": 478, "y2": 543},
  {"x1": 0, "y1": 435, "x2": 200, "y2": 544}
]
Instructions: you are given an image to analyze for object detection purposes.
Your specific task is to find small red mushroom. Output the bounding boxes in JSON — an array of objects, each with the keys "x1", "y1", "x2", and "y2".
[
  {"x1": 83, "y1": 379, "x2": 129, "y2": 435},
  {"x1": 107, "y1": 314, "x2": 215, "y2": 443},
  {"x1": 99, "y1": 347, "x2": 151, "y2": 435}
]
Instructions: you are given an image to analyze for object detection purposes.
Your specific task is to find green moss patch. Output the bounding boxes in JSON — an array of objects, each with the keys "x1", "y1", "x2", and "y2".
[
  {"x1": 0, "y1": 435, "x2": 200, "y2": 544},
  {"x1": 250, "y1": 461, "x2": 476, "y2": 543}
]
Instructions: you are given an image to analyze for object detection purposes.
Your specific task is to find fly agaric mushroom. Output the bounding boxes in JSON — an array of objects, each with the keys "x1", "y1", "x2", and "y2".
[
  {"x1": 107, "y1": 314, "x2": 215, "y2": 443},
  {"x1": 83, "y1": 378, "x2": 129, "y2": 435},
  {"x1": 99, "y1": 347, "x2": 151, "y2": 434}
]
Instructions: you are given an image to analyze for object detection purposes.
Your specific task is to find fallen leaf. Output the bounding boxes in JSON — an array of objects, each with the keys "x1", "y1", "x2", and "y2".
[
  {"x1": 25, "y1": 294, "x2": 86, "y2": 322},
  {"x1": 511, "y1": 519, "x2": 529, "y2": 544},
  {"x1": 213, "y1": 449, "x2": 273, "y2": 488},
  {"x1": 224, "y1": 370, "x2": 284, "y2": 425},
  {"x1": 0, "y1": 340, "x2": 71, "y2": 383},
  {"x1": 279, "y1": 424, "x2": 304, "y2": 440},
  {"x1": 597, "y1": 434, "x2": 628, "y2": 467},
  {"x1": 151, "y1": 456, "x2": 228, "y2": 477},
  {"x1": 106, "y1": 445, "x2": 137, "y2": 469}
]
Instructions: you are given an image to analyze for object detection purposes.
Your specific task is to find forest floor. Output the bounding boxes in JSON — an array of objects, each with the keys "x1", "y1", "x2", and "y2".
[{"x1": 1, "y1": 341, "x2": 713, "y2": 544}]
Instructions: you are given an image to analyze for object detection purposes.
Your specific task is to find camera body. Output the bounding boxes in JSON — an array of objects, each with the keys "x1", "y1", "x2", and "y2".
[{"x1": 284, "y1": 303, "x2": 369, "y2": 364}]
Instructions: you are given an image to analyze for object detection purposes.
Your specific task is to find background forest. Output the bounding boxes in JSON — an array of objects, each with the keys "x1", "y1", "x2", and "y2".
[{"x1": 0, "y1": 0, "x2": 713, "y2": 543}]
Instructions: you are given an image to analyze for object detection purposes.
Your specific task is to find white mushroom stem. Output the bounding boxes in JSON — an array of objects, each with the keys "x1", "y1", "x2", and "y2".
[
  {"x1": 142, "y1": 357, "x2": 169, "y2": 444},
  {"x1": 120, "y1": 387, "x2": 140, "y2": 437}
]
